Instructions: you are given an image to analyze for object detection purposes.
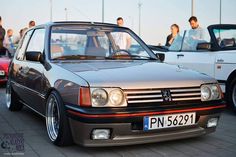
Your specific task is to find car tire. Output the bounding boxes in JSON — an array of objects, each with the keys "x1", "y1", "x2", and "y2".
[
  {"x1": 45, "y1": 91, "x2": 73, "y2": 146},
  {"x1": 6, "y1": 80, "x2": 23, "y2": 111},
  {"x1": 228, "y1": 77, "x2": 236, "y2": 112}
]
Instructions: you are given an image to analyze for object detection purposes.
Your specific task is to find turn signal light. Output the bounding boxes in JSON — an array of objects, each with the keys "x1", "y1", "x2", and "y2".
[{"x1": 79, "y1": 87, "x2": 91, "y2": 107}]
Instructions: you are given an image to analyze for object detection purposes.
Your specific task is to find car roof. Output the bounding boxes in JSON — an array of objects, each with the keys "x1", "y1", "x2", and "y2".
[{"x1": 34, "y1": 21, "x2": 125, "y2": 29}]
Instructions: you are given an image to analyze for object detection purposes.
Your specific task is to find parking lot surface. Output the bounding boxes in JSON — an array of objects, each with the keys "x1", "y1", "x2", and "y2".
[{"x1": 0, "y1": 86, "x2": 236, "y2": 157}]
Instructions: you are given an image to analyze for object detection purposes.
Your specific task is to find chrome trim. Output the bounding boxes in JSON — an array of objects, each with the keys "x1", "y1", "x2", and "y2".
[
  {"x1": 11, "y1": 81, "x2": 46, "y2": 99},
  {"x1": 127, "y1": 94, "x2": 162, "y2": 99},
  {"x1": 170, "y1": 89, "x2": 200, "y2": 92},
  {"x1": 124, "y1": 90, "x2": 161, "y2": 94},
  {"x1": 171, "y1": 93, "x2": 201, "y2": 97},
  {"x1": 46, "y1": 95, "x2": 60, "y2": 141},
  {"x1": 172, "y1": 97, "x2": 201, "y2": 101},
  {"x1": 6, "y1": 88, "x2": 11, "y2": 109},
  {"x1": 124, "y1": 87, "x2": 201, "y2": 104},
  {"x1": 128, "y1": 99, "x2": 163, "y2": 103},
  {"x1": 20, "y1": 100, "x2": 46, "y2": 118}
]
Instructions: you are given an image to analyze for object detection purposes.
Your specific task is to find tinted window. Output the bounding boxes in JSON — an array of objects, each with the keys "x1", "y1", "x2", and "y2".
[{"x1": 16, "y1": 30, "x2": 33, "y2": 60}]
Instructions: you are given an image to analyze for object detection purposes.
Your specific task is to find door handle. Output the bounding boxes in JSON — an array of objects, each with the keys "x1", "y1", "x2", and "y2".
[{"x1": 177, "y1": 54, "x2": 184, "y2": 58}]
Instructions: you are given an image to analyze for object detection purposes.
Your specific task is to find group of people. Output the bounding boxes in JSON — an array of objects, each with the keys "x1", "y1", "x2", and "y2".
[
  {"x1": 0, "y1": 16, "x2": 36, "y2": 56},
  {"x1": 115, "y1": 16, "x2": 205, "y2": 51},
  {"x1": 0, "y1": 15, "x2": 205, "y2": 56},
  {"x1": 165, "y1": 16, "x2": 204, "y2": 48}
]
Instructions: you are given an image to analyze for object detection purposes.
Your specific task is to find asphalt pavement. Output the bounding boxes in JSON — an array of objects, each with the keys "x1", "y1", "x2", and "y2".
[{"x1": 0, "y1": 86, "x2": 236, "y2": 157}]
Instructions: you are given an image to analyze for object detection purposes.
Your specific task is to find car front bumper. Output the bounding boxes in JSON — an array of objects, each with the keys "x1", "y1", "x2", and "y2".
[
  {"x1": 69, "y1": 114, "x2": 219, "y2": 147},
  {"x1": 67, "y1": 103, "x2": 225, "y2": 147}
]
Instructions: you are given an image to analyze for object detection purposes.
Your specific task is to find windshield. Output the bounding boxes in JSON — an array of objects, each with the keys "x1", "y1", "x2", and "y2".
[
  {"x1": 169, "y1": 28, "x2": 210, "y2": 51},
  {"x1": 50, "y1": 25, "x2": 154, "y2": 60},
  {"x1": 213, "y1": 28, "x2": 236, "y2": 48}
]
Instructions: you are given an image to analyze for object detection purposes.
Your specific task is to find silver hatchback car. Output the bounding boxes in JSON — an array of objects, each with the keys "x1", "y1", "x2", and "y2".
[{"x1": 6, "y1": 22, "x2": 225, "y2": 147}]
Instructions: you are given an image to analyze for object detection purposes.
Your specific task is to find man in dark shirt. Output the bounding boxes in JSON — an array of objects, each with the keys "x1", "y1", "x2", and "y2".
[{"x1": 0, "y1": 16, "x2": 6, "y2": 48}]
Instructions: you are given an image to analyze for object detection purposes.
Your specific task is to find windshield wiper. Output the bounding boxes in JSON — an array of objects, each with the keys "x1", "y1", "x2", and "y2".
[{"x1": 52, "y1": 55, "x2": 107, "y2": 60}]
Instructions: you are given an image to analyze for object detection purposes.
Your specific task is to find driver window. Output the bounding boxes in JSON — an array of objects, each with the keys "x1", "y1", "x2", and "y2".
[
  {"x1": 16, "y1": 30, "x2": 33, "y2": 60},
  {"x1": 26, "y1": 29, "x2": 45, "y2": 53}
]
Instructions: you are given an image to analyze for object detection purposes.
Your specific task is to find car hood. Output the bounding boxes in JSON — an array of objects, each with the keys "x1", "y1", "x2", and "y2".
[{"x1": 55, "y1": 60, "x2": 215, "y2": 89}]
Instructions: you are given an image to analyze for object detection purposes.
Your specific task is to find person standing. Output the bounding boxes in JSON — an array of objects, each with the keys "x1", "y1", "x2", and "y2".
[
  {"x1": 0, "y1": 16, "x2": 6, "y2": 49},
  {"x1": 165, "y1": 24, "x2": 180, "y2": 47},
  {"x1": 29, "y1": 20, "x2": 36, "y2": 28},
  {"x1": 3, "y1": 29, "x2": 20, "y2": 55},
  {"x1": 188, "y1": 16, "x2": 204, "y2": 40},
  {"x1": 112, "y1": 17, "x2": 131, "y2": 50},
  {"x1": 19, "y1": 27, "x2": 28, "y2": 38}
]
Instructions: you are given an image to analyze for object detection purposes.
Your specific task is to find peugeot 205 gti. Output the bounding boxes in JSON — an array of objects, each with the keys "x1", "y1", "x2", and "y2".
[{"x1": 6, "y1": 22, "x2": 225, "y2": 147}]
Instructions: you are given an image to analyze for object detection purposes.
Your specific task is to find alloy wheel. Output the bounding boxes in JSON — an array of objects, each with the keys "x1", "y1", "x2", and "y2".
[
  {"x1": 46, "y1": 95, "x2": 60, "y2": 141},
  {"x1": 6, "y1": 83, "x2": 11, "y2": 108}
]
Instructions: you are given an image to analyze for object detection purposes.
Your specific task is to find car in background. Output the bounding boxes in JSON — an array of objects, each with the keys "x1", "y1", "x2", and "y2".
[
  {"x1": 6, "y1": 21, "x2": 225, "y2": 147},
  {"x1": 0, "y1": 47, "x2": 11, "y2": 85},
  {"x1": 150, "y1": 24, "x2": 236, "y2": 112}
]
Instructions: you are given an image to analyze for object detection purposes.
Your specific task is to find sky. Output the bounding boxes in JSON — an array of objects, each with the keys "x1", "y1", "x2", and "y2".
[{"x1": 1, "y1": 0, "x2": 236, "y2": 45}]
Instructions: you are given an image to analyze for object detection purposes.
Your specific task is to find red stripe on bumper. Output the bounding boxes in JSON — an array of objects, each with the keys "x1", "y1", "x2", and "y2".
[{"x1": 68, "y1": 104, "x2": 226, "y2": 118}]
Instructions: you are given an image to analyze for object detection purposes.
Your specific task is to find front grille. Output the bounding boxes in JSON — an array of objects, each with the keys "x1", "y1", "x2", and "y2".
[{"x1": 124, "y1": 87, "x2": 201, "y2": 105}]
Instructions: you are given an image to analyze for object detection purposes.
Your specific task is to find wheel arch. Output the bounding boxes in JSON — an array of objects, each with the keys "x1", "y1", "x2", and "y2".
[
  {"x1": 45, "y1": 79, "x2": 81, "y2": 107},
  {"x1": 226, "y1": 69, "x2": 236, "y2": 97}
]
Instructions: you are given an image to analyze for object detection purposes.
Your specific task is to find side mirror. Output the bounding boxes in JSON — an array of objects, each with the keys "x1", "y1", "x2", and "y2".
[
  {"x1": 197, "y1": 42, "x2": 212, "y2": 50},
  {"x1": 156, "y1": 53, "x2": 165, "y2": 62},
  {"x1": 25, "y1": 51, "x2": 44, "y2": 64}
]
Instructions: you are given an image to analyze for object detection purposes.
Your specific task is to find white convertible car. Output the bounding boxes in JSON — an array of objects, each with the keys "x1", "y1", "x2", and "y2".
[{"x1": 150, "y1": 24, "x2": 236, "y2": 111}]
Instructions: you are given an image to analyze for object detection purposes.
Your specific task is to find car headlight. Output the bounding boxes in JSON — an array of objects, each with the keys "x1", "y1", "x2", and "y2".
[
  {"x1": 109, "y1": 89, "x2": 125, "y2": 106},
  {"x1": 91, "y1": 88, "x2": 127, "y2": 107},
  {"x1": 201, "y1": 85, "x2": 211, "y2": 101},
  {"x1": 91, "y1": 89, "x2": 108, "y2": 107},
  {"x1": 201, "y1": 84, "x2": 221, "y2": 101}
]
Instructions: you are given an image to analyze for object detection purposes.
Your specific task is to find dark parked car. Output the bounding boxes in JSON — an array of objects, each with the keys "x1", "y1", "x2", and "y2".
[{"x1": 6, "y1": 22, "x2": 225, "y2": 147}]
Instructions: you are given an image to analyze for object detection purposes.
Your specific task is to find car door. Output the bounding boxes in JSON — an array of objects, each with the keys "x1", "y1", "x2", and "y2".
[
  {"x1": 11, "y1": 30, "x2": 34, "y2": 100},
  {"x1": 161, "y1": 28, "x2": 216, "y2": 78},
  {"x1": 22, "y1": 28, "x2": 47, "y2": 114},
  {"x1": 164, "y1": 51, "x2": 216, "y2": 78}
]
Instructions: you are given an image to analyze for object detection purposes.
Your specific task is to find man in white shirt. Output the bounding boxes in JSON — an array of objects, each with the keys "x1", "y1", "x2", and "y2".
[
  {"x1": 113, "y1": 17, "x2": 131, "y2": 50},
  {"x1": 188, "y1": 16, "x2": 204, "y2": 40}
]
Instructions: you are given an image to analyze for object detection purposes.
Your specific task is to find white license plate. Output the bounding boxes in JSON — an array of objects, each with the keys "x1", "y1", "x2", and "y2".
[
  {"x1": 0, "y1": 71, "x2": 5, "y2": 76},
  {"x1": 144, "y1": 112, "x2": 196, "y2": 131}
]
